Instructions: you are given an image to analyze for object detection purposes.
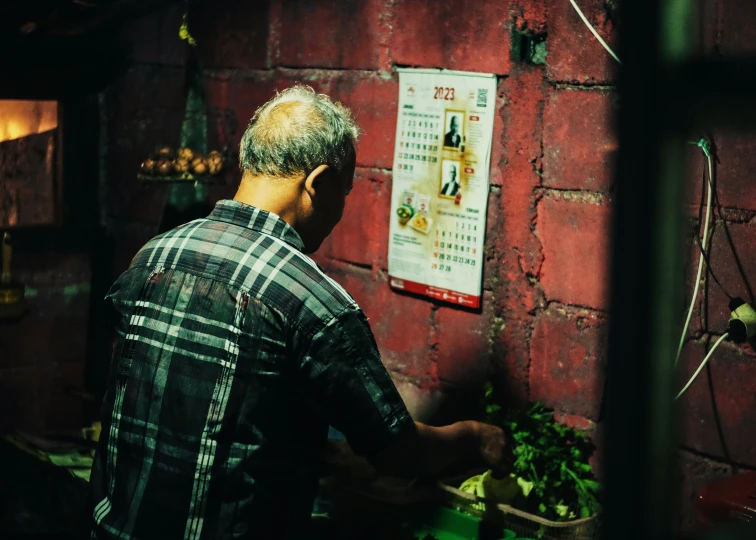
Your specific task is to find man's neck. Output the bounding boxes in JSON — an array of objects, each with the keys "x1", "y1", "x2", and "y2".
[{"x1": 233, "y1": 174, "x2": 302, "y2": 228}]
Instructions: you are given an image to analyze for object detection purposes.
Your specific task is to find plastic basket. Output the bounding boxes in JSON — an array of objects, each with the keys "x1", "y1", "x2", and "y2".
[{"x1": 437, "y1": 474, "x2": 600, "y2": 540}]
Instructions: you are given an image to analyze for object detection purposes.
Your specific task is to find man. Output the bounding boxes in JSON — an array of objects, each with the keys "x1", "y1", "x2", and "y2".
[
  {"x1": 441, "y1": 164, "x2": 461, "y2": 196},
  {"x1": 91, "y1": 86, "x2": 510, "y2": 539},
  {"x1": 444, "y1": 114, "x2": 461, "y2": 148}
]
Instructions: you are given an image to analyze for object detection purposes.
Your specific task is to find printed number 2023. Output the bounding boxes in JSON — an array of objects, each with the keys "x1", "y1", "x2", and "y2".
[{"x1": 434, "y1": 87, "x2": 455, "y2": 100}]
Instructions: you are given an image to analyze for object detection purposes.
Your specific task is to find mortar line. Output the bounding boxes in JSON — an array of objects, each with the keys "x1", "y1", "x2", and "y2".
[
  {"x1": 549, "y1": 81, "x2": 617, "y2": 90},
  {"x1": 678, "y1": 445, "x2": 755, "y2": 472},
  {"x1": 545, "y1": 300, "x2": 610, "y2": 315}
]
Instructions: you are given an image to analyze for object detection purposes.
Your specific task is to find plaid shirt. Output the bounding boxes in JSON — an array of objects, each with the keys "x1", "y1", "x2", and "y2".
[{"x1": 90, "y1": 200, "x2": 414, "y2": 540}]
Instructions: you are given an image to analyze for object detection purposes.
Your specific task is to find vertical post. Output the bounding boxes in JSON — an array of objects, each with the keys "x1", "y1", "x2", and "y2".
[{"x1": 602, "y1": 0, "x2": 693, "y2": 538}]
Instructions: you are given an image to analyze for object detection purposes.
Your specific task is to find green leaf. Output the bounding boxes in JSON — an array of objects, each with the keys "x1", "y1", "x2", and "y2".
[
  {"x1": 582, "y1": 479, "x2": 600, "y2": 492},
  {"x1": 487, "y1": 404, "x2": 502, "y2": 415}
]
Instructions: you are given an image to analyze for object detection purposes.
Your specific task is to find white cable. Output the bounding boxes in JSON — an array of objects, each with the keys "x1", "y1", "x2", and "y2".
[
  {"x1": 675, "y1": 147, "x2": 714, "y2": 366},
  {"x1": 674, "y1": 333, "x2": 729, "y2": 401},
  {"x1": 568, "y1": 0, "x2": 622, "y2": 64}
]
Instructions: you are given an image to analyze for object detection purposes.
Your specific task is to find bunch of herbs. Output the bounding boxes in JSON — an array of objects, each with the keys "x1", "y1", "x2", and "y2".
[{"x1": 481, "y1": 384, "x2": 601, "y2": 521}]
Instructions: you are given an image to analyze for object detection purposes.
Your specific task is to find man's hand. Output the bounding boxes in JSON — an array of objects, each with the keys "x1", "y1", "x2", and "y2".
[
  {"x1": 470, "y1": 422, "x2": 514, "y2": 476},
  {"x1": 367, "y1": 420, "x2": 514, "y2": 479}
]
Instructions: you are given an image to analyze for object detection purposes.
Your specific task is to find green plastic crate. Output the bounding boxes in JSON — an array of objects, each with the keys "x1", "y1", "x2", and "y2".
[{"x1": 411, "y1": 506, "x2": 483, "y2": 540}]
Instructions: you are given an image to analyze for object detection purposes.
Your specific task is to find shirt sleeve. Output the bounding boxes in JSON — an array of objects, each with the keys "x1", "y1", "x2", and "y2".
[{"x1": 298, "y1": 304, "x2": 416, "y2": 456}]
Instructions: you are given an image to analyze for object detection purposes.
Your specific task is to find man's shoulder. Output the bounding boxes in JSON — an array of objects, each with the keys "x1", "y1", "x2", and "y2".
[
  {"x1": 130, "y1": 219, "x2": 357, "y2": 334},
  {"x1": 262, "y1": 251, "x2": 358, "y2": 333}
]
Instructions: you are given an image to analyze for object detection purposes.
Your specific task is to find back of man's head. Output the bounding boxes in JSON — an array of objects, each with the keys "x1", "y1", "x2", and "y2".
[{"x1": 239, "y1": 85, "x2": 361, "y2": 180}]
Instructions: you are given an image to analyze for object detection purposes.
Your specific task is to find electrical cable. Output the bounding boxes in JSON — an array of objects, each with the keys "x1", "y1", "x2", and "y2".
[
  {"x1": 674, "y1": 333, "x2": 729, "y2": 400},
  {"x1": 568, "y1": 0, "x2": 621, "y2": 64},
  {"x1": 695, "y1": 142, "x2": 734, "y2": 299},
  {"x1": 693, "y1": 227, "x2": 734, "y2": 300},
  {"x1": 675, "y1": 140, "x2": 715, "y2": 366}
]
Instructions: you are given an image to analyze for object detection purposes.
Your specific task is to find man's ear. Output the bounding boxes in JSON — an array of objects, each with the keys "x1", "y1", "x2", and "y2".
[{"x1": 304, "y1": 164, "x2": 331, "y2": 198}]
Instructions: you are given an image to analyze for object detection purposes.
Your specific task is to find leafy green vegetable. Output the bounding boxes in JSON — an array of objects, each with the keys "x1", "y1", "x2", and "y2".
[{"x1": 477, "y1": 383, "x2": 602, "y2": 522}]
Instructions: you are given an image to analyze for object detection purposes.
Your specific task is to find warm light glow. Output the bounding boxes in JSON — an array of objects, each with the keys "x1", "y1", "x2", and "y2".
[{"x1": 0, "y1": 100, "x2": 57, "y2": 143}]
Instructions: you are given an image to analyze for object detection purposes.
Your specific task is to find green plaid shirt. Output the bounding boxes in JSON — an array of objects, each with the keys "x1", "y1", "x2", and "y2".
[{"x1": 91, "y1": 200, "x2": 414, "y2": 540}]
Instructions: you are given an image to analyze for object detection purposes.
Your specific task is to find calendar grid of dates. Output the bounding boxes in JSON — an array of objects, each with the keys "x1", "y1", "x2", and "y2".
[
  {"x1": 397, "y1": 112, "x2": 441, "y2": 172},
  {"x1": 432, "y1": 219, "x2": 479, "y2": 273}
]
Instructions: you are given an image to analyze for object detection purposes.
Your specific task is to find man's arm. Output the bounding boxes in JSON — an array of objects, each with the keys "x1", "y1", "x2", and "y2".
[
  {"x1": 299, "y1": 306, "x2": 511, "y2": 478},
  {"x1": 367, "y1": 420, "x2": 511, "y2": 479}
]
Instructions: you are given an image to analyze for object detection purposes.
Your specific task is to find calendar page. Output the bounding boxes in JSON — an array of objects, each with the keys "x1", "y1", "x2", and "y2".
[{"x1": 388, "y1": 68, "x2": 496, "y2": 308}]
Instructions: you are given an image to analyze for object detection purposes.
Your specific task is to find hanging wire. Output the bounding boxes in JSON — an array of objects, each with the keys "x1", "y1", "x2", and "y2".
[
  {"x1": 675, "y1": 333, "x2": 729, "y2": 400},
  {"x1": 693, "y1": 139, "x2": 734, "y2": 300},
  {"x1": 568, "y1": 0, "x2": 621, "y2": 63}
]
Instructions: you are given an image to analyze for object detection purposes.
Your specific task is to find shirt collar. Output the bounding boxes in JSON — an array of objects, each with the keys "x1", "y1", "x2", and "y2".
[{"x1": 208, "y1": 200, "x2": 305, "y2": 251}]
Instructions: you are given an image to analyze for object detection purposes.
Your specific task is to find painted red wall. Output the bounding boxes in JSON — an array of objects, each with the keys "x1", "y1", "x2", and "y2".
[{"x1": 100, "y1": 0, "x2": 756, "y2": 534}]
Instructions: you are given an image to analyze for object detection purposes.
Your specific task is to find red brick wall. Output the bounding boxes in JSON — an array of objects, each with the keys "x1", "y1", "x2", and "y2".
[{"x1": 101, "y1": 0, "x2": 756, "y2": 533}]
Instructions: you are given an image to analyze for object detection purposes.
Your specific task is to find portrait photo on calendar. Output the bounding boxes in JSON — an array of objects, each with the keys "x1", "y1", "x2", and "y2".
[
  {"x1": 439, "y1": 159, "x2": 462, "y2": 198},
  {"x1": 443, "y1": 110, "x2": 464, "y2": 149}
]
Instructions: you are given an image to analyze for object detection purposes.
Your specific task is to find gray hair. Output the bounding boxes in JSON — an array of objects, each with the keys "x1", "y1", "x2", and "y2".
[{"x1": 239, "y1": 85, "x2": 361, "y2": 178}]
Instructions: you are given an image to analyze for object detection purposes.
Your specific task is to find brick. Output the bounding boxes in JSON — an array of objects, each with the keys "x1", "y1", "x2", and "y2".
[
  {"x1": 678, "y1": 339, "x2": 756, "y2": 467},
  {"x1": 205, "y1": 71, "x2": 278, "y2": 162},
  {"x1": 390, "y1": 375, "x2": 445, "y2": 423},
  {"x1": 713, "y1": 133, "x2": 756, "y2": 211},
  {"x1": 545, "y1": 0, "x2": 618, "y2": 84},
  {"x1": 496, "y1": 68, "x2": 545, "y2": 279},
  {"x1": 490, "y1": 70, "x2": 546, "y2": 407},
  {"x1": 320, "y1": 168, "x2": 391, "y2": 269},
  {"x1": 275, "y1": 0, "x2": 390, "y2": 70},
  {"x1": 553, "y1": 412, "x2": 596, "y2": 434},
  {"x1": 542, "y1": 89, "x2": 618, "y2": 192},
  {"x1": 110, "y1": 66, "x2": 186, "y2": 119},
  {"x1": 489, "y1": 79, "x2": 507, "y2": 187},
  {"x1": 190, "y1": 0, "x2": 270, "y2": 69},
  {"x1": 0, "y1": 361, "x2": 86, "y2": 432},
  {"x1": 275, "y1": 70, "x2": 398, "y2": 169},
  {"x1": 317, "y1": 261, "x2": 434, "y2": 379},
  {"x1": 705, "y1": 222, "x2": 756, "y2": 333},
  {"x1": 307, "y1": 249, "x2": 330, "y2": 271},
  {"x1": 683, "y1": 143, "x2": 709, "y2": 209},
  {"x1": 392, "y1": 0, "x2": 512, "y2": 75},
  {"x1": 720, "y1": 0, "x2": 756, "y2": 56},
  {"x1": 698, "y1": 0, "x2": 720, "y2": 55},
  {"x1": 433, "y1": 291, "x2": 495, "y2": 387},
  {"x1": 530, "y1": 304, "x2": 607, "y2": 419},
  {"x1": 675, "y1": 450, "x2": 738, "y2": 536},
  {"x1": 537, "y1": 195, "x2": 611, "y2": 310},
  {"x1": 483, "y1": 188, "x2": 504, "y2": 291},
  {"x1": 491, "y1": 317, "x2": 531, "y2": 408},
  {"x1": 679, "y1": 235, "x2": 707, "y2": 339}
]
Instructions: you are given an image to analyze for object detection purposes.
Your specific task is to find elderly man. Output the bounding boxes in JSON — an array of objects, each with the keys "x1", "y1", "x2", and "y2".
[
  {"x1": 90, "y1": 86, "x2": 510, "y2": 539},
  {"x1": 441, "y1": 164, "x2": 461, "y2": 196},
  {"x1": 444, "y1": 114, "x2": 462, "y2": 148}
]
